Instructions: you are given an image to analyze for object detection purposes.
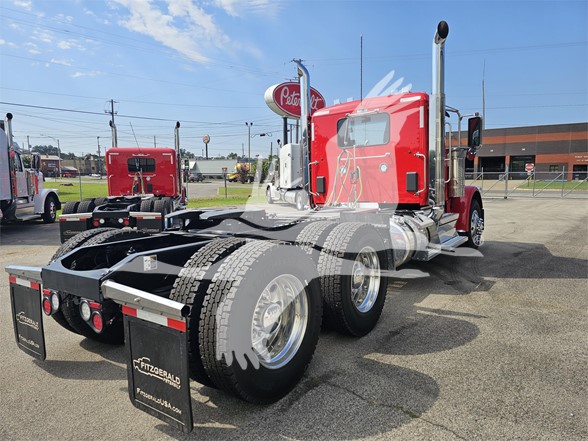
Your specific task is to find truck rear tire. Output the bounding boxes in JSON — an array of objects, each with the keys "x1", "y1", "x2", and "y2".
[
  {"x1": 318, "y1": 223, "x2": 389, "y2": 337},
  {"x1": 295, "y1": 221, "x2": 337, "y2": 262},
  {"x1": 42, "y1": 194, "x2": 58, "y2": 223},
  {"x1": 169, "y1": 238, "x2": 249, "y2": 387},
  {"x1": 50, "y1": 227, "x2": 117, "y2": 333},
  {"x1": 77, "y1": 199, "x2": 95, "y2": 213},
  {"x1": 94, "y1": 197, "x2": 107, "y2": 207},
  {"x1": 199, "y1": 241, "x2": 322, "y2": 404},
  {"x1": 62, "y1": 201, "x2": 79, "y2": 215},
  {"x1": 140, "y1": 198, "x2": 153, "y2": 212},
  {"x1": 60, "y1": 229, "x2": 151, "y2": 344}
]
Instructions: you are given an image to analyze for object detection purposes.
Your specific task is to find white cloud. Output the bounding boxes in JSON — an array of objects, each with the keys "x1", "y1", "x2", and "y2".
[
  {"x1": 55, "y1": 14, "x2": 74, "y2": 23},
  {"x1": 9, "y1": 22, "x2": 23, "y2": 30},
  {"x1": 12, "y1": 0, "x2": 32, "y2": 11},
  {"x1": 112, "y1": 0, "x2": 233, "y2": 63},
  {"x1": 0, "y1": 39, "x2": 5, "y2": 45},
  {"x1": 32, "y1": 29, "x2": 53, "y2": 44},
  {"x1": 71, "y1": 70, "x2": 102, "y2": 78},
  {"x1": 213, "y1": 0, "x2": 276, "y2": 17},
  {"x1": 24, "y1": 42, "x2": 40, "y2": 55},
  {"x1": 58, "y1": 39, "x2": 87, "y2": 51},
  {"x1": 49, "y1": 58, "x2": 73, "y2": 66}
]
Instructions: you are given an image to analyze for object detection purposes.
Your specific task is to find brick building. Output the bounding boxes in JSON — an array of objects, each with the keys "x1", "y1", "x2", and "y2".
[{"x1": 465, "y1": 122, "x2": 588, "y2": 180}]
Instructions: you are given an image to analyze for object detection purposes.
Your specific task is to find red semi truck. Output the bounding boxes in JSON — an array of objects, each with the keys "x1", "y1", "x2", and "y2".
[
  {"x1": 58, "y1": 123, "x2": 187, "y2": 242},
  {"x1": 7, "y1": 21, "x2": 484, "y2": 432}
]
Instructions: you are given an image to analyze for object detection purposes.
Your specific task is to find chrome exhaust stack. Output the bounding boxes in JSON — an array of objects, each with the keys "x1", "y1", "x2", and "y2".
[
  {"x1": 174, "y1": 121, "x2": 183, "y2": 201},
  {"x1": 5, "y1": 113, "x2": 14, "y2": 148},
  {"x1": 429, "y1": 21, "x2": 449, "y2": 206},
  {"x1": 293, "y1": 59, "x2": 311, "y2": 188}
]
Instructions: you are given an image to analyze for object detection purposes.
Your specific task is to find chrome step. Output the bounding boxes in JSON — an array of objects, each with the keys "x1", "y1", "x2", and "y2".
[{"x1": 440, "y1": 235, "x2": 468, "y2": 251}]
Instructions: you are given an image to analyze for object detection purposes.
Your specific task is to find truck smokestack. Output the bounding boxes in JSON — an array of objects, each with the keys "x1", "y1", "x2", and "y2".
[
  {"x1": 293, "y1": 60, "x2": 311, "y2": 188},
  {"x1": 429, "y1": 20, "x2": 449, "y2": 206},
  {"x1": 5, "y1": 113, "x2": 14, "y2": 149}
]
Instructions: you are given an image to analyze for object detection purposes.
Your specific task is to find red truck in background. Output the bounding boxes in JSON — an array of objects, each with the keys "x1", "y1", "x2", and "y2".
[{"x1": 58, "y1": 122, "x2": 187, "y2": 242}]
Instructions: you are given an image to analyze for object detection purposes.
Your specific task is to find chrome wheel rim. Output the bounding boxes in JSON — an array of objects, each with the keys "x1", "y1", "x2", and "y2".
[
  {"x1": 351, "y1": 246, "x2": 381, "y2": 313},
  {"x1": 471, "y1": 210, "x2": 483, "y2": 246},
  {"x1": 251, "y1": 274, "x2": 308, "y2": 369},
  {"x1": 49, "y1": 200, "x2": 56, "y2": 220}
]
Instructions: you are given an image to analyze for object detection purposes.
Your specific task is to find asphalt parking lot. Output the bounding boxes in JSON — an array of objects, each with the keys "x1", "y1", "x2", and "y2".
[{"x1": 0, "y1": 198, "x2": 586, "y2": 440}]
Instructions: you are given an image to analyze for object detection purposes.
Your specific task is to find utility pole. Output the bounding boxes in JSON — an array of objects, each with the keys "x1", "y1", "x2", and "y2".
[
  {"x1": 154, "y1": 136, "x2": 157, "y2": 148},
  {"x1": 242, "y1": 143, "x2": 244, "y2": 160},
  {"x1": 246, "y1": 122, "x2": 253, "y2": 164},
  {"x1": 97, "y1": 136, "x2": 102, "y2": 179},
  {"x1": 105, "y1": 99, "x2": 118, "y2": 147}
]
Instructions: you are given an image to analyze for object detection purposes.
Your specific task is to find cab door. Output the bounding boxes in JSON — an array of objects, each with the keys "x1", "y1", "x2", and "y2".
[{"x1": 13, "y1": 152, "x2": 29, "y2": 198}]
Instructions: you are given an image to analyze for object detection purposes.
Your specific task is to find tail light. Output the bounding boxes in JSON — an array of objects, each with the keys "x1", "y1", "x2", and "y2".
[
  {"x1": 42, "y1": 289, "x2": 59, "y2": 316},
  {"x1": 91, "y1": 313, "x2": 104, "y2": 333},
  {"x1": 42, "y1": 297, "x2": 52, "y2": 315},
  {"x1": 79, "y1": 299, "x2": 103, "y2": 333},
  {"x1": 92, "y1": 220, "x2": 100, "y2": 227}
]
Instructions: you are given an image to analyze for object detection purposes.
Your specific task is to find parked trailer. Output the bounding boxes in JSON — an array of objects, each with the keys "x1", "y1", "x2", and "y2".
[
  {"x1": 0, "y1": 113, "x2": 61, "y2": 224},
  {"x1": 58, "y1": 123, "x2": 187, "y2": 243},
  {"x1": 7, "y1": 21, "x2": 485, "y2": 433}
]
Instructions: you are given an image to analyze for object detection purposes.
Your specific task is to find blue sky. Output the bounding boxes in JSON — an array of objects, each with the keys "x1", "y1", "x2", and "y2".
[{"x1": 1, "y1": 0, "x2": 586, "y2": 157}]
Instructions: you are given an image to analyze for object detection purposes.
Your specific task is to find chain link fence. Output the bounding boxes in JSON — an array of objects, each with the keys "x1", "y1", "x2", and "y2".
[{"x1": 465, "y1": 167, "x2": 588, "y2": 199}]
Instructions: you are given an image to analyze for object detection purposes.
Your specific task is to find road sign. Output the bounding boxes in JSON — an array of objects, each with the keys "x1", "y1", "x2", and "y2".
[{"x1": 525, "y1": 163, "x2": 534, "y2": 173}]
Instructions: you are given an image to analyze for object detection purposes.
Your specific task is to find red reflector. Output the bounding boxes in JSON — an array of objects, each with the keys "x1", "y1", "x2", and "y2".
[
  {"x1": 43, "y1": 289, "x2": 51, "y2": 296},
  {"x1": 93, "y1": 221, "x2": 100, "y2": 227},
  {"x1": 30, "y1": 282, "x2": 40, "y2": 290},
  {"x1": 92, "y1": 313, "x2": 103, "y2": 332},
  {"x1": 167, "y1": 318, "x2": 186, "y2": 332},
  {"x1": 42, "y1": 298, "x2": 52, "y2": 315},
  {"x1": 122, "y1": 305, "x2": 137, "y2": 317},
  {"x1": 88, "y1": 301, "x2": 101, "y2": 310},
  {"x1": 123, "y1": 219, "x2": 130, "y2": 226},
  {"x1": 8, "y1": 276, "x2": 16, "y2": 284},
  {"x1": 59, "y1": 217, "x2": 67, "y2": 222}
]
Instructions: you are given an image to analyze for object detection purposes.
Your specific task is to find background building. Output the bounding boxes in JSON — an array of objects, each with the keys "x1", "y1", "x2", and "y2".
[{"x1": 464, "y1": 122, "x2": 588, "y2": 180}]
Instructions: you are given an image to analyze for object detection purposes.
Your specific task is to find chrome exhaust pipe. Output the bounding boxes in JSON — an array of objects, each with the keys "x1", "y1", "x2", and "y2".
[
  {"x1": 429, "y1": 21, "x2": 449, "y2": 206},
  {"x1": 5, "y1": 113, "x2": 14, "y2": 148},
  {"x1": 293, "y1": 59, "x2": 310, "y2": 188}
]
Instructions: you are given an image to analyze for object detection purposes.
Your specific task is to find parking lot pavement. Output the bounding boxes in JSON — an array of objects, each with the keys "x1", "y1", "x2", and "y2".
[{"x1": 0, "y1": 198, "x2": 586, "y2": 440}]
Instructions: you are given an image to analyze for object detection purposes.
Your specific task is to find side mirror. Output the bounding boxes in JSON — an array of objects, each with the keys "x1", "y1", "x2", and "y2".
[
  {"x1": 467, "y1": 116, "x2": 483, "y2": 148},
  {"x1": 32, "y1": 154, "x2": 40, "y2": 171}
]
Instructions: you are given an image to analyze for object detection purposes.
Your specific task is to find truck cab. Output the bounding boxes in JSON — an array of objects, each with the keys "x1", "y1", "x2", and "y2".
[{"x1": 0, "y1": 113, "x2": 61, "y2": 223}]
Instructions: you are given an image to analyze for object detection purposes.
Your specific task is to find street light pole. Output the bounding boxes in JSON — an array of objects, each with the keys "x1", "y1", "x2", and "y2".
[
  {"x1": 246, "y1": 122, "x2": 253, "y2": 164},
  {"x1": 97, "y1": 136, "x2": 102, "y2": 179}
]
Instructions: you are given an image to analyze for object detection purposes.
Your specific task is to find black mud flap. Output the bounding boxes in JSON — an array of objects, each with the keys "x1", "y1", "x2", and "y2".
[
  {"x1": 131, "y1": 212, "x2": 164, "y2": 234},
  {"x1": 59, "y1": 214, "x2": 92, "y2": 243},
  {"x1": 102, "y1": 280, "x2": 192, "y2": 433},
  {"x1": 8, "y1": 272, "x2": 46, "y2": 360}
]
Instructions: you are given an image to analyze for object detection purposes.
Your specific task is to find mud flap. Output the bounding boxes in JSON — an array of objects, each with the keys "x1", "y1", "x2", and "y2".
[
  {"x1": 59, "y1": 214, "x2": 92, "y2": 243},
  {"x1": 6, "y1": 266, "x2": 45, "y2": 360},
  {"x1": 102, "y1": 280, "x2": 192, "y2": 433},
  {"x1": 130, "y1": 212, "x2": 164, "y2": 234}
]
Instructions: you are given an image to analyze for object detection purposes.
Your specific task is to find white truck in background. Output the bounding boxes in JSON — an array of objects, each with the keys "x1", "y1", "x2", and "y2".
[{"x1": 0, "y1": 113, "x2": 61, "y2": 224}]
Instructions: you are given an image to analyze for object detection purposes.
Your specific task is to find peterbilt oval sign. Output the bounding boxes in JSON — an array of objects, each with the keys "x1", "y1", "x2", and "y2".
[{"x1": 264, "y1": 82, "x2": 326, "y2": 119}]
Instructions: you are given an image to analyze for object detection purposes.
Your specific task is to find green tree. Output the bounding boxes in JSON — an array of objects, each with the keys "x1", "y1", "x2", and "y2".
[
  {"x1": 180, "y1": 148, "x2": 195, "y2": 159},
  {"x1": 227, "y1": 152, "x2": 239, "y2": 160},
  {"x1": 32, "y1": 145, "x2": 59, "y2": 157}
]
